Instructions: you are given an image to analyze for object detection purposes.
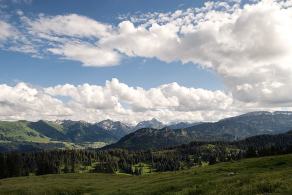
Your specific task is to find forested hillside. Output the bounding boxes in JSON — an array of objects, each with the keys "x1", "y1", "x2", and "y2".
[
  {"x1": 1, "y1": 130, "x2": 292, "y2": 179},
  {"x1": 109, "y1": 111, "x2": 292, "y2": 150}
]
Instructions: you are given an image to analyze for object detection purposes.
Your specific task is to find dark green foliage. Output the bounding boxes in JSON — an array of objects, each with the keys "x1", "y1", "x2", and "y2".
[{"x1": 0, "y1": 146, "x2": 220, "y2": 179}]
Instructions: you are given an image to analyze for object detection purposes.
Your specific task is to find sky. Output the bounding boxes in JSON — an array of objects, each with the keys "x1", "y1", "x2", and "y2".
[
  {"x1": 0, "y1": 0, "x2": 292, "y2": 124},
  {"x1": 0, "y1": 0, "x2": 223, "y2": 89}
]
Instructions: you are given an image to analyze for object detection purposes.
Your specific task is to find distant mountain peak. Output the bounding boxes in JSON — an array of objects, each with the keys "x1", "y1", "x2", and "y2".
[
  {"x1": 98, "y1": 119, "x2": 126, "y2": 126},
  {"x1": 54, "y1": 119, "x2": 89, "y2": 125},
  {"x1": 150, "y1": 118, "x2": 160, "y2": 122},
  {"x1": 134, "y1": 118, "x2": 165, "y2": 130},
  {"x1": 96, "y1": 119, "x2": 134, "y2": 138},
  {"x1": 99, "y1": 119, "x2": 114, "y2": 123},
  {"x1": 98, "y1": 119, "x2": 120, "y2": 130}
]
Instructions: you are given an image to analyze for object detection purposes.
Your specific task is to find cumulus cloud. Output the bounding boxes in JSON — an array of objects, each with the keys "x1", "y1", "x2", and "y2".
[
  {"x1": 0, "y1": 83, "x2": 72, "y2": 121},
  {"x1": 0, "y1": 80, "x2": 238, "y2": 123}
]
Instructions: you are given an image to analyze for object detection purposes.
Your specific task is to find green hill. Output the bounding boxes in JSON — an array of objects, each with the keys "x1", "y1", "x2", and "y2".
[
  {"x1": 0, "y1": 121, "x2": 50, "y2": 143},
  {"x1": 0, "y1": 154, "x2": 292, "y2": 194},
  {"x1": 0, "y1": 120, "x2": 120, "y2": 151}
]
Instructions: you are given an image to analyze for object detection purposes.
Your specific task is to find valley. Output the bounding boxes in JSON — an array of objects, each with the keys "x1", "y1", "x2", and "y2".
[{"x1": 1, "y1": 111, "x2": 292, "y2": 194}]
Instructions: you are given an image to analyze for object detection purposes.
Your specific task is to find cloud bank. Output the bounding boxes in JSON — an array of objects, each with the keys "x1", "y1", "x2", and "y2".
[{"x1": 0, "y1": 79, "x2": 238, "y2": 123}]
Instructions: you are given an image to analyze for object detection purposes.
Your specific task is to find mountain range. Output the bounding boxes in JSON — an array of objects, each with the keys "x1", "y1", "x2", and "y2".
[
  {"x1": 107, "y1": 111, "x2": 292, "y2": 150},
  {"x1": 0, "y1": 117, "x2": 191, "y2": 151},
  {"x1": 2, "y1": 111, "x2": 292, "y2": 151}
]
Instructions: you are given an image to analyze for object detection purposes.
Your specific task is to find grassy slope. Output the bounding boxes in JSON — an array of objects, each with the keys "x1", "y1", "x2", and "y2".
[
  {"x1": 0, "y1": 121, "x2": 50, "y2": 143},
  {"x1": 0, "y1": 121, "x2": 109, "y2": 150},
  {"x1": 1, "y1": 154, "x2": 292, "y2": 195}
]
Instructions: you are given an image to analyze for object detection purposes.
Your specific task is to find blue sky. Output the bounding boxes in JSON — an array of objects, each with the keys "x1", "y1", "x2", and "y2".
[
  {"x1": 0, "y1": 0, "x2": 222, "y2": 89},
  {"x1": 0, "y1": 48, "x2": 223, "y2": 89}
]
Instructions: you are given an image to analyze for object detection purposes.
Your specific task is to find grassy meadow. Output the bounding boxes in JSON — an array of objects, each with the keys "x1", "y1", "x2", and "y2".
[{"x1": 0, "y1": 154, "x2": 292, "y2": 194}]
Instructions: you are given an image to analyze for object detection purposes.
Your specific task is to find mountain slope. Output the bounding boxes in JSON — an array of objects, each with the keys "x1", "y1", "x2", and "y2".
[
  {"x1": 60, "y1": 120, "x2": 118, "y2": 143},
  {"x1": 134, "y1": 118, "x2": 165, "y2": 130},
  {"x1": 166, "y1": 122, "x2": 201, "y2": 130},
  {"x1": 0, "y1": 121, "x2": 50, "y2": 143},
  {"x1": 0, "y1": 120, "x2": 120, "y2": 151},
  {"x1": 3, "y1": 111, "x2": 292, "y2": 151},
  {"x1": 97, "y1": 119, "x2": 133, "y2": 139},
  {"x1": 107, "y1": 111, "x2": 292, "y2": 150},
  {"x1": 108, "y1": 128, "x2": 192, "y2": 150},
  {"x1": 186, "y1": 111, "x2": 292, "y2": 140},
  {"x1": 28, "y1": 120, "x2": 66, "y2": 141}
]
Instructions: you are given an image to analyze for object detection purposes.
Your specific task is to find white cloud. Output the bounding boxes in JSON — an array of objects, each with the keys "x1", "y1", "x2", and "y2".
[
  {"x1": 0, "y1": 20, "x2": 15, "y2": 42},
  {"x1": 1, "y1": 79, "x2": 289, "y2": 123},
  {"x1": 0, "y1": 19, "x2": 38, "y2": 54},
  {"x1": 0, "y1": 83, "x2": 72, "y2": 121},
  {"x1": 100, "y1": 21, "x2": 181, "y2": 62},
  {"x1": 98, "y1": 0, "x2": 292, "y2": 107},
  {"x1": 26, "y1": 14, "x2": 112, "y2": 38},
  {"x1": 0, "y1": 80, "x2": 237, "y2": 123},
  {"x1": 48, "y1": 42, "x2": 121, "y2": 67},
  {"x1": 21, "y1": 14, "x2": 119, "y2": 66}
]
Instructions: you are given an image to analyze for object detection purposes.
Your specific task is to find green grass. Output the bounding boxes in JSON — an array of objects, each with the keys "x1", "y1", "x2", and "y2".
[{"x1": 1, "y1": 154, "x2": 292, "y2": 194}]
